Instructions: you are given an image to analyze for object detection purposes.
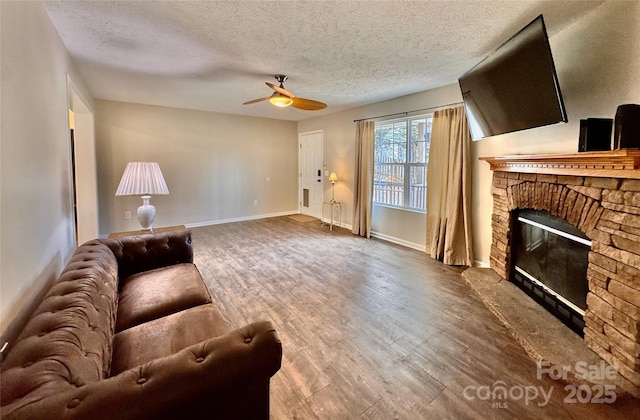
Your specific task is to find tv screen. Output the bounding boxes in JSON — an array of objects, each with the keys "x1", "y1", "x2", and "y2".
[{"x1": 459, "y1": 15, "x2": 568, "y2": 140}]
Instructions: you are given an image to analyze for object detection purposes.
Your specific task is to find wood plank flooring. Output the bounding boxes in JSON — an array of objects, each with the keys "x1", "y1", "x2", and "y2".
[{"x1": 191, "y1": 217, "x2": 639, "y2": 419}]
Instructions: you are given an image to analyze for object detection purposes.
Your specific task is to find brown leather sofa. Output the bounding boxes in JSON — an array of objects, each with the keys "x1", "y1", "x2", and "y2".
[{"x1": 0, "y1": 229, "x2": 282, "y2": 419}]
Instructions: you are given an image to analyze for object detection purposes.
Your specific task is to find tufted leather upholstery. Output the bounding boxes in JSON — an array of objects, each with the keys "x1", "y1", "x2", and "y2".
[
  {"x1": 104, "y1": 230, "x2": 194, "y2": 281},
  {"x1": 0, "y1": 230, "x2": 282, "y2": 419}
]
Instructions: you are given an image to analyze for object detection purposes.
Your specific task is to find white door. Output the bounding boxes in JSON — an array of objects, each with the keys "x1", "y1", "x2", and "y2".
[{"x1": 299, "y1": 131, "x2": 323, "y2": 218}]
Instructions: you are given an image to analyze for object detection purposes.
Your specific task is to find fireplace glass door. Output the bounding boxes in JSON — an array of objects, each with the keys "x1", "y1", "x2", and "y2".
[{"x1": 511, "y1": 210, "x2": 590, "y2": 335}]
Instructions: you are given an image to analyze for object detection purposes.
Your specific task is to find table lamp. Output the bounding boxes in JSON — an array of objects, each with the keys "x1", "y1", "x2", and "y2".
[
  {"x1": 115, "y1": 162, "x2": 169, "y2": 231},
  {"x1": 328, "y1": 172, "x2": 338, "y2": 203}
]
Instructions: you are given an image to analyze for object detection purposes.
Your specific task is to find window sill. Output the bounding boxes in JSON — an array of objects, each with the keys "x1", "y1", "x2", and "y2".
[{"x1": 373, "y1": 203, "x2": 426, "y2": 215}]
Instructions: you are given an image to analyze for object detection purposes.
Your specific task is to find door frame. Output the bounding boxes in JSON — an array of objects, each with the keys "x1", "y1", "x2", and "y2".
[
  {"x1": 67, "y1": 74, "x2": 99, "y2": 245},
  {"x1": 298, "y1": 130, "x2": 324, "y2": 218}
]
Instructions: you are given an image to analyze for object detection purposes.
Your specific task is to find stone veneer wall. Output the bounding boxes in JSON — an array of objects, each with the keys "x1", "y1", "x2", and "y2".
[{"x1": 489, "y1": 171, "x2": 640, "y2": 396}]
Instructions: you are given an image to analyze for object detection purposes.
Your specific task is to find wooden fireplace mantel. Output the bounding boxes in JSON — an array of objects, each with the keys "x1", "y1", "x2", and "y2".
[{"x1": 480, "y1": 149, "x2": 640, "y2": 179}]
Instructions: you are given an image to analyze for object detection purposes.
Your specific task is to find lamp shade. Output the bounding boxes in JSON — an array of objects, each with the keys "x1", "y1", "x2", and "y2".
[
  {"x1": 115, "y1": 162, "x2": 169, "y2": 196},
  {"x1": 328, "y1": 172, "x2": 338, "y2": 182}
]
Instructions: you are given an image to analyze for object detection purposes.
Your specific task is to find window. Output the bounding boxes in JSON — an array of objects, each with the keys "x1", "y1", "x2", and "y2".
[{"x1": 373, "y1": 115, "x2": 432, "y2": 212}]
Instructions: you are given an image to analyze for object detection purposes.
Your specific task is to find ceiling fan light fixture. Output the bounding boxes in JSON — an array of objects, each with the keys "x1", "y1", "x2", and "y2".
[
  {"x1": 243, "y1": 75, "x2": 326, "y2": 110},
  {"x1": 269, "y1": 94, "x2": 293, "y2": 107}
]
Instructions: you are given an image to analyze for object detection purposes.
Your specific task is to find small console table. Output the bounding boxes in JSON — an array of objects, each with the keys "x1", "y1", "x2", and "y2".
[
  {"x1": 108, "y1": 225, "x2": 186, "y2": 240},
  {"x1": 322, "y1": 201, "x2": 342, "y2": 231}
]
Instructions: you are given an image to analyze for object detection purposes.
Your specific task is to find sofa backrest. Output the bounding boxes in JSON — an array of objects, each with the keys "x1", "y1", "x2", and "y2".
[
  {"x1": 0, "y1": 241, "x2": 119, "y2": 412},
  {"x1": 102, "y1": 230, "x2": 194, "y2": 281}
]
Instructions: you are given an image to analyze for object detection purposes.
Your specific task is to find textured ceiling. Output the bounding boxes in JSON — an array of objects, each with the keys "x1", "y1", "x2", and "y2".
[{"x1": 44, "y1": 1, "x2": 604, "y2": 121}]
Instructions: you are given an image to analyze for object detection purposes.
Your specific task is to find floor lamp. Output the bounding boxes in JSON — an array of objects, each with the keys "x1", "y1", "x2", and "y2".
[{"x1": 115, "y1": 162, "x2": 170, "y2": 231}]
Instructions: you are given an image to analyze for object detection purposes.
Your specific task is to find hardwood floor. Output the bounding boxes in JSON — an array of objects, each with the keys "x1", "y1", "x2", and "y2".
[{"x1": 191, "y1": 216, "x2": 639, "y2": 419}]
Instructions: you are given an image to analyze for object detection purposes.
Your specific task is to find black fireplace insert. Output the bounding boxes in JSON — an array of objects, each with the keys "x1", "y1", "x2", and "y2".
[{"x1": 510, "y1": 210, "x2": 590, "y2": 336}]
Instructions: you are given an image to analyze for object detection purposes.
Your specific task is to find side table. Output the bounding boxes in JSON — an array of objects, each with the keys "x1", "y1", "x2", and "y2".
[
  {"x1": 322, "y1": 201, "x2": 342, "y2": 231},
  {"x1": 108, "y1": 225, "x2": 186, "y2": 240}
]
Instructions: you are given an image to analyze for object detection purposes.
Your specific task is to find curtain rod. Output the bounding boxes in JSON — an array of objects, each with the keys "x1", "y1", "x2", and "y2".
[{"x1": 353, "y1": 101, "x2": 464, "y2": 123}]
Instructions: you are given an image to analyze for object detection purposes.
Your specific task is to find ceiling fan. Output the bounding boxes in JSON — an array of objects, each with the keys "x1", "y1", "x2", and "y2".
[{"x1": 243, "y1": 75, "x2": 327, "y2": 110}]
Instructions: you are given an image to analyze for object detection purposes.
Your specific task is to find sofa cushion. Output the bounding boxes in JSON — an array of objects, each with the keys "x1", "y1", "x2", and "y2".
[
  {"x1": 110, "y1": 305, "x2": 230, "y2": 376},
  {"x1": 115, "y1": 263, "x2": 211, "y2": 332}
]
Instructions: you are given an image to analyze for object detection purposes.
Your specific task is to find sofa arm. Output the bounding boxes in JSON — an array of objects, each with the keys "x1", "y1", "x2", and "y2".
[
  {"x1": 102, "y1": 229, "x2": 194, "y2": 279},
  {"x1": 2, "y1": 321, "x2": 282, "y2": 420}
]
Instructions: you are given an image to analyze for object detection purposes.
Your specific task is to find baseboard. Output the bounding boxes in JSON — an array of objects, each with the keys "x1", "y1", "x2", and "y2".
[
  {"x1": 369, "y1": 231, "x2": 426, "y2": 252},
  {"x1": 111, "y1": 214, "x2": 489, "y2": 268},
  {"x1": 320, "y1": 217, "x2": 352, "y2": 231},
  {"x1": 473, "y1": 260, "x2": 491, "y2": 268},
  {"x1": 320, "y1": 221, "x2": 426, "y2": 253},
  {"x1": 185, "y1": 210, "x2": 299, "y2": 228}
]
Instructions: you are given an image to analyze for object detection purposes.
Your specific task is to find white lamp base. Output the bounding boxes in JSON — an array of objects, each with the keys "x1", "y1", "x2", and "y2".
[{"x1": 137, "y1": 195, "x2": 156, "y2": 231}]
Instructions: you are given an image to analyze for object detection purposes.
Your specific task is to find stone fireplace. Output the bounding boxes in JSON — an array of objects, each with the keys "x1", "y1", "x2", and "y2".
[{"x1": 481, "y1": 150, "x2": 640, "y2": 397}]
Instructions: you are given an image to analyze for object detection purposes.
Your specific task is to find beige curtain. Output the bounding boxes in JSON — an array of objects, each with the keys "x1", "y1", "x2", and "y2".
[
  {"x1": 352, "y1": 120, "x2": 375, "y2": 238},
  {"x1": 426, "y1": 106, "x2": 473, "y2": 266}
]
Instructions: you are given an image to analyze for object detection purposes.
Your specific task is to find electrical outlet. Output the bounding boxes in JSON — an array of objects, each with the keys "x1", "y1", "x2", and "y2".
[
  {"x1": 253, "y1": 200, "x2": 258, "y2": 206},
  {"x1": 125, "y1": 211, "x2": 131, "y2": 219}
]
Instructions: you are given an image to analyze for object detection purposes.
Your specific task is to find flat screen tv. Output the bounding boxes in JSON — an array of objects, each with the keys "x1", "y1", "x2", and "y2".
[{"x1": 459, "y1": 15, "x2": 568, "y2": 140}]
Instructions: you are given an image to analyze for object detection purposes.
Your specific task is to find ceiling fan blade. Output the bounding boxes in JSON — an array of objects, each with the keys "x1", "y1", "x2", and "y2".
[
  {"x1": 291, "y1": 97, "x2": 327, "y2": 111},
  {"x1": 242, "y1": 96, "x2": 271, "y2": 105},
  {"x1": 266, "y1": 82, "x2": 295, "y2": 98}
]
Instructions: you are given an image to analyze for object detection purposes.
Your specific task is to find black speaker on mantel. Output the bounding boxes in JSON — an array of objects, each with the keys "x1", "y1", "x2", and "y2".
[
  {"x1": 614, "y1": 104, "x2": 640, "y2": 149},
  {"x1": 578, "y1": 118, "x2": 612, "y2": 152}
]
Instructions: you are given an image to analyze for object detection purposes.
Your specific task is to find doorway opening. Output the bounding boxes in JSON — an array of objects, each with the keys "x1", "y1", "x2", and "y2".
[{"x1": 67, "y1": 75, "x2": 99, "y2": 245}]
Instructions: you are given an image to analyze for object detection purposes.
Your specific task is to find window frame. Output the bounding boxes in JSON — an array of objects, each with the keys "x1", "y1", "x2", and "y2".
[{"x1": 373, "y1": 114, "x2": 432, "y2": 213}]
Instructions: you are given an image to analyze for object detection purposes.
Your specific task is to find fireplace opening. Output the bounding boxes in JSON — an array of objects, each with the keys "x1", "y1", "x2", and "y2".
[{"x1": 510, "y1": 210, "x2": 591, "y2": 336}]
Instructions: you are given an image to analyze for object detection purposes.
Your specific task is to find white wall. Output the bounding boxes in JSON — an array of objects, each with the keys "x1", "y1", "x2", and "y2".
[
  {"x1": 0, "y1": 2, "x2": 94, "y2": 339},
  {"x1": 299, "y1": 1, "x2": 640, "y2": 263},
  {"x1": 95, "y1": 100, "x2": 299, "y2": 234}
]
